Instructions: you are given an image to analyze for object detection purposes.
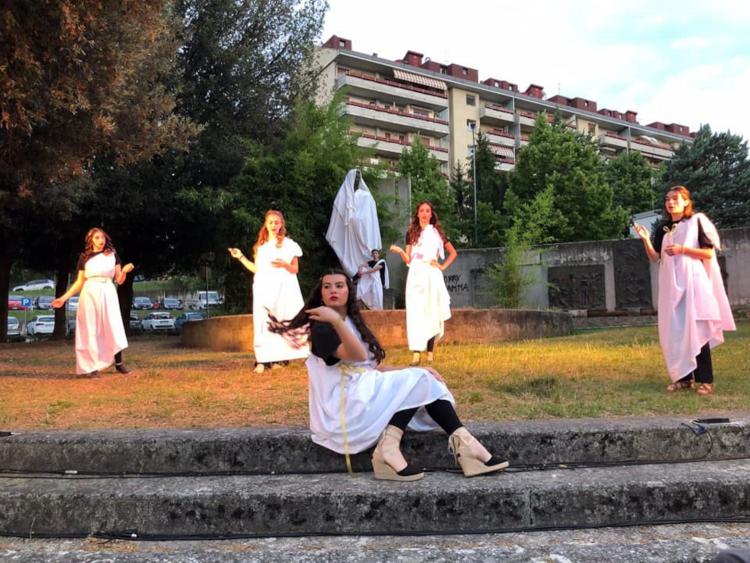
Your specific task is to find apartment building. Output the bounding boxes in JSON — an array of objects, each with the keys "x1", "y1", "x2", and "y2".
[{"x1": 315, "y1": 35, "x2": 693, "y2": 174}]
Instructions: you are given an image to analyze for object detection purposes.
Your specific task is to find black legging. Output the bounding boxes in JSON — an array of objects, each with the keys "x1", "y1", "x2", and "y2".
[
  {"x1": 676, "y1": 343, "x2": 713, "y2": 384},
  {"x1": 115, "y1": 352, "x2": 123, "y2": 364},
  {"x1": 412, "y1": 336, "x2": 436, "y2": 354},
  {"x1": 388, "y1": 399, "x2": 462, "y2": 435}
]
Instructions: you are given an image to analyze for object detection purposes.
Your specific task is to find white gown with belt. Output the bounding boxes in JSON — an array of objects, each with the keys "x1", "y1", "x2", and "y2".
[
  {"x1": 76, "y1": 252, "x2": 128, "y2": 374},
  {"x1": 405, "y1": 225, "x2": 451, "y2": 351},
  {"x1": 252, "y1": 238, "x2": 309, "y2": 363},
  {"x1": 306, "y1": 318, "x2": 454, "y2": 454}
]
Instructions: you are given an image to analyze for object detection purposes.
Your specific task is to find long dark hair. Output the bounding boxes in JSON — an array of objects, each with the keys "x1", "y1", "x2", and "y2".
[
  {"x1": 270, "y1": 268, "x2": 385, "y2": 364},
  {"x1": 405, "y1": 200, "x2": 447, "y2": 245},
  {"x1": 81, "y1": 227, "x2": 116, "y2": 263}
]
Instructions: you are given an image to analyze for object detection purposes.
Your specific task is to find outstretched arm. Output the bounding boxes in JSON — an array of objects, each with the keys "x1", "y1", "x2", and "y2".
[
  {"x1": 389, "y1": 244, "x2": 412, "y2": 265},
  {"x1": 51, "y1": 271, "x2": 85, "y2": 308},
  {"x1": 634, "y1": 224, "x2": 659, "y2": 263},
  {"x1": 228, "y1": 247, "x2": 257, "y2": 273}
]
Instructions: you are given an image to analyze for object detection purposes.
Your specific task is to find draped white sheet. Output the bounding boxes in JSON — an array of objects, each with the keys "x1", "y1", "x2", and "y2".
[
  {"x1": 325, "y1": 169, "x2": 382, "y2": 277},
  {"x1": 657, "y1": 213, "x2": 735, "y2": 381}
]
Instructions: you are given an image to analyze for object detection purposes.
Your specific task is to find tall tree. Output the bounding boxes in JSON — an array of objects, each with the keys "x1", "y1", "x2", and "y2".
[
  {"x1": 661, "y1": 125, "x2": 750, "y2": 227},
  {"x1": 506, "y1": 114, "x2": 628, "y2": 243},
  {"x1": 474, "y1": 131, "x2": 508, "y2": 210},
  {"x1": 0, "y1": 1, "x2": 194, "y2": 340},
  {"x1": 603, "y1": 150, "x2": 657, "y2": 215},
  {"x1": 398, "y1": 137, "x2": 457, "y2": 239}
]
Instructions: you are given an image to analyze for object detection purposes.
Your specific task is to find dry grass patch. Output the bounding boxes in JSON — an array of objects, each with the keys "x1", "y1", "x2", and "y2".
[{"x1": 0, "y1": 322, "x2": 748, "y2": 430}]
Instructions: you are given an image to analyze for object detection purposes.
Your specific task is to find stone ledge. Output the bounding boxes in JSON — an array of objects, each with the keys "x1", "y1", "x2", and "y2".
[
  {"x1": 181, "y1": 308, "x2": 574, "y2": 352},
  {"x1": 2, "y1": 416, "x2": 748, "y2": 475},
  {"x1": 2, "y1": 459, "x2": 750, "y2": 537}
]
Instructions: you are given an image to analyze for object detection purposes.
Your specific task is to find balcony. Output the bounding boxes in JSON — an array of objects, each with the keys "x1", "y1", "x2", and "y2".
[
  {"x1": 356, "y1": 133, "x2": 449, "y2": 163},
  {"x1": 494, "y1": 156, "x2": 515, "y2": 172},
  {"x1": 484, "y1": 128, "x2": 516, "y2": 147},
  {"x1": 630, "y1": 138, "x2": 674, "y2": 160},
  {"x1": 519, "y1": 133, "x2": 530, "y2": 147},
  {"x1": 344, "y1": 101, "x2": 449, "y2": 137},
  {"x1": 480, "y1": 103, "x2": 514, "y2": 125},
  {"x1": 489, "y1": 143, "x2": 514, "y2": 160},
  {"x1": 336, "y1": 70, "x2": 448, "y2": 110},
  {"x1": 518, "y1": 109, "x2": 537, "y2": 127},
  {"x1": 598, "y1": 131, "x2": 629, "y2": 150}
]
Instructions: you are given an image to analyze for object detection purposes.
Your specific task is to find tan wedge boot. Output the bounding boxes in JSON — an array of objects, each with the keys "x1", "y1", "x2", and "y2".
[
  {"x1": 371, "y1": 425, "x2": 424, "y2": 482},
  {"x1": 449, "y1": 427, "x2": 509, "y2": 477}
]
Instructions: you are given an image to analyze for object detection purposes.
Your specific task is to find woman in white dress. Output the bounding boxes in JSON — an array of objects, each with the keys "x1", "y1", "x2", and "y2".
[
  {"x1": 52, "y1": 228, "x2": 134, "y2": 376},
  {"x1": 390, "y1": 201, "x2": 457, "y2": 366},
  {"x1": 635, "y1": 185, "x2": 735, "y2": 395},
  {"x1": 355, "y1": 249, "x2": 388, "y2": 310},
  {"x1": 229, "y1": 209, "x2": 308, "y2": 373},
  {"x1": 271, "y1": 269, "x2": 507, "y2": 482}
]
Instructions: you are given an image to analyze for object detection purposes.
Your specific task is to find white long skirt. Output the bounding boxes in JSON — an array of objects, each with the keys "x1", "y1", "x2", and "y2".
[
  {"x1": 405, "y1": 262, "x2": 451, "y2": 351},
  {"x1": 307, "y1": 355, "x2": 455, "y2": 454},
  {"x1": 356, "y1": 272, "x2": 383, "y2": 310},
  {"x1": 75, "y1": 279, "x2": 128, "y2": 374}
]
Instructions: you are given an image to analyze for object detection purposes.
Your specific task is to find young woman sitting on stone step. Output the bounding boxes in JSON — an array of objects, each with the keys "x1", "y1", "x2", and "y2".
[{"x1": 270, "y1": 269, "x2": 507, "y2": 482}]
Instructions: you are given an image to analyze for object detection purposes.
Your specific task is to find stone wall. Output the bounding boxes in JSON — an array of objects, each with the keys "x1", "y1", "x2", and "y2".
[
  {"x1": 384, "y1": 226, "x2": 750, "y2": 311},
  {"x1": 182, "y1": 308, "x2": 573, "y2": 352}
]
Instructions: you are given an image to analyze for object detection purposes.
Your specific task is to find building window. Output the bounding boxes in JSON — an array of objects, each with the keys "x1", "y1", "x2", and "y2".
[
  {"x1": 466, "y1": 119, "x2": 476, "y2": 131},
  {"x1": 587, "y1": 122, "x2": 596, "y2": 135},
  {"x1": 462, "y1": 67, "x2": 468, "y2": 75},
  {"x1": 412, "y1": 107, "x2": 430, "y2": 117},
  {"x1": 466, "y1": 94, "x2": 476, "y2": 106}
]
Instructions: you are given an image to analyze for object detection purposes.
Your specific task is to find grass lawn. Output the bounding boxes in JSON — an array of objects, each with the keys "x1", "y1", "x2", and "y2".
[{"x1": 0, "y1": 321, "x2": 748, "y2": 430}]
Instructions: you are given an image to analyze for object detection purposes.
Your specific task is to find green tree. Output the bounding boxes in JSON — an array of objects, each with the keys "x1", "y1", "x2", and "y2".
[
  {"x1": 218, "y1": 96, "x2": 372, "y2": 307},
  {"x1": 474, "y1": 131, "x2": 508, "y2": 210},
  {"x1": 506, "y1": 113, "x2": 628, "y2": 243},
  {"x1": 0, "y1": 1, "x2": 194, "y2": 340},
  {"x1": 603, "y1": 150, "x2": 657, "y2": 215},
  {"x1": 398, "y1": 136, "x2": 457, "y2": 239},
  {"x1": 661, "y1": 124, "x2": 750, "y2": 227}
]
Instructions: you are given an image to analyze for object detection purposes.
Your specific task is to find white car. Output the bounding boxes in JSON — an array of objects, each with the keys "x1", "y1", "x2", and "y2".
[
  {"x1": 7, "y1": 316, "x2": 23, "y2": 342},
  {"x1": 12, "y1": 278, "x2": 55, "y2": 291},
  {"x1": 68, "y1": 296, "x2": 79, "y2": 311},
  {"x1": 141, "y1": 312, "x2": 175, "y2": 332},
  {"x1": 27, "y1": 315, "x2": 56, "y2": 337}
]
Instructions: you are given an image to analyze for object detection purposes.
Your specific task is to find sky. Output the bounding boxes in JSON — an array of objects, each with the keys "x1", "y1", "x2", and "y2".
[{"x1": 321, "y1": 0, "x2": 750, "y2": 142}]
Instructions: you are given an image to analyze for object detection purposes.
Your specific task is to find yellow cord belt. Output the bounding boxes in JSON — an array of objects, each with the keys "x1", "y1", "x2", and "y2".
[{"x1": 337, "y1": 362, "x2": 367, "y2": 476}]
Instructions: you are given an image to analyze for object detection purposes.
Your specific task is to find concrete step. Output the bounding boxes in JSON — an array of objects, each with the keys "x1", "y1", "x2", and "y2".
[
  {"x1": 2, "y1": 459, "x2": 750, "y2": 538},
  {"x1": 2, "y1": 524, "x2": 750, "y2": 562},
  {"x1": 2, "y1": 416, "x2": 749, "y2": 475}
]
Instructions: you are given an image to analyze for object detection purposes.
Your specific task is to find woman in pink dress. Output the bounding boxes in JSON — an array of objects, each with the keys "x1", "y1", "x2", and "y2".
[
  {"x1": 635, "y1": 186, "x2": 735, "y2": 395},
  {"x1": 53, "y1": 228, "x2": 134, "y2": 376}
]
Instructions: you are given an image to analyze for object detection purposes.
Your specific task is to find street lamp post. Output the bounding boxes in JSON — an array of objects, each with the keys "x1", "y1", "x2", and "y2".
[{"x1": 470, "y1": 122, "x2": 478, "y2": 246}]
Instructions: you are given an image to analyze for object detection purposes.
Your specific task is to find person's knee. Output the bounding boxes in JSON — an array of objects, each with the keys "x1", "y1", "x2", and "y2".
[{"x1": 712, "y1": 548, "x2": 750, "y2": 563}]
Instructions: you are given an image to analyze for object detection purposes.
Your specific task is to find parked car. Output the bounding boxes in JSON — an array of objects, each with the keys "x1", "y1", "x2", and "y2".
[
  {"x1": 129, "y1": 312, "x2": 142, "y2": 331},
  {"x1": 174, "y1": 311, "x2": 206, "y2": 334},
  {"x1": 35, "y1": 295, "x2": 54, "y2": 310},
  {"x1": 132, "y1": 296, "x2": 154, "y2": 310},
  {"x1": 12, "y1": 278, "x2": 55, "y2": 291},
  {"x1": 190, "y1": 290, "x2": 224, "y2": 310},
  {"x1": 141, "y1": 312, "x2": 176, "y2": 332},
  {"x1": 68, "y1": 296, "x2": 79, "y2": 311},
  {"x1": 66, "y1": 318, "x2": 76, "y2": 336},
  {"x1": 27, "y1": 315, "x2": 56, "y2": 338},
  {"x1": 6, "y1": 316, "x2": 23, "y2": 342},
  {"x1": 8, "y1": 295, "x2": 28, "y2": 311},
  {"x1": 158, "y1": 297, "x2": 183, "y2": 310}
]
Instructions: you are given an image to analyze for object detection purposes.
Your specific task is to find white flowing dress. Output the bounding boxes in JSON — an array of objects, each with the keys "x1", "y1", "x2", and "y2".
[
  {"x1": 405, "y1": 225, "x2": 452, "y2": 351},
  {"x1": 356, "y1": 259, "x2": 388, "y2": 310},
  {"x1": 76, "y1": 252, "x2": 128, "y2": 374},
  {"x1": 307, "y1": 318, "x2": 455, "y2": 454},
  {"x1": 253, "y1": 238, "x2": 309, "y2": 363},
  {"x1": 657, "y1": 214, "x2": 735, "y2": 381}
]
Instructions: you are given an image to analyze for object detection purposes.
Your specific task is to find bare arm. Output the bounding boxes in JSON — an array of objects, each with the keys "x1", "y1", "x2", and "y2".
[
  {"x1": 634, "y1": 224, "x2": 659, "y2": 263},
  {"x1": 272, "y1": 256, "x2": 299, "y2": 274},
  {"x1": 432, "y1": 241, "x2": 457, "y2": 271},
  {"x1": 51, "y1": 271, "x2": 85, "y2": 308},
  {"x1": 667, "y1": 244, "x2": 714, "y2": 260},
  {"x1": 306, "y1": 306, "x2": 367, "y2": 362},
  {"x1": 228, "y1": 247, "x2": 257, "y2": 274},
  {"x1": 389, "y1": 244, "x2": 412, "y2": 265},
  {"x1": 115, "y1": 262, "x2": 134, "y2": 285}
]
